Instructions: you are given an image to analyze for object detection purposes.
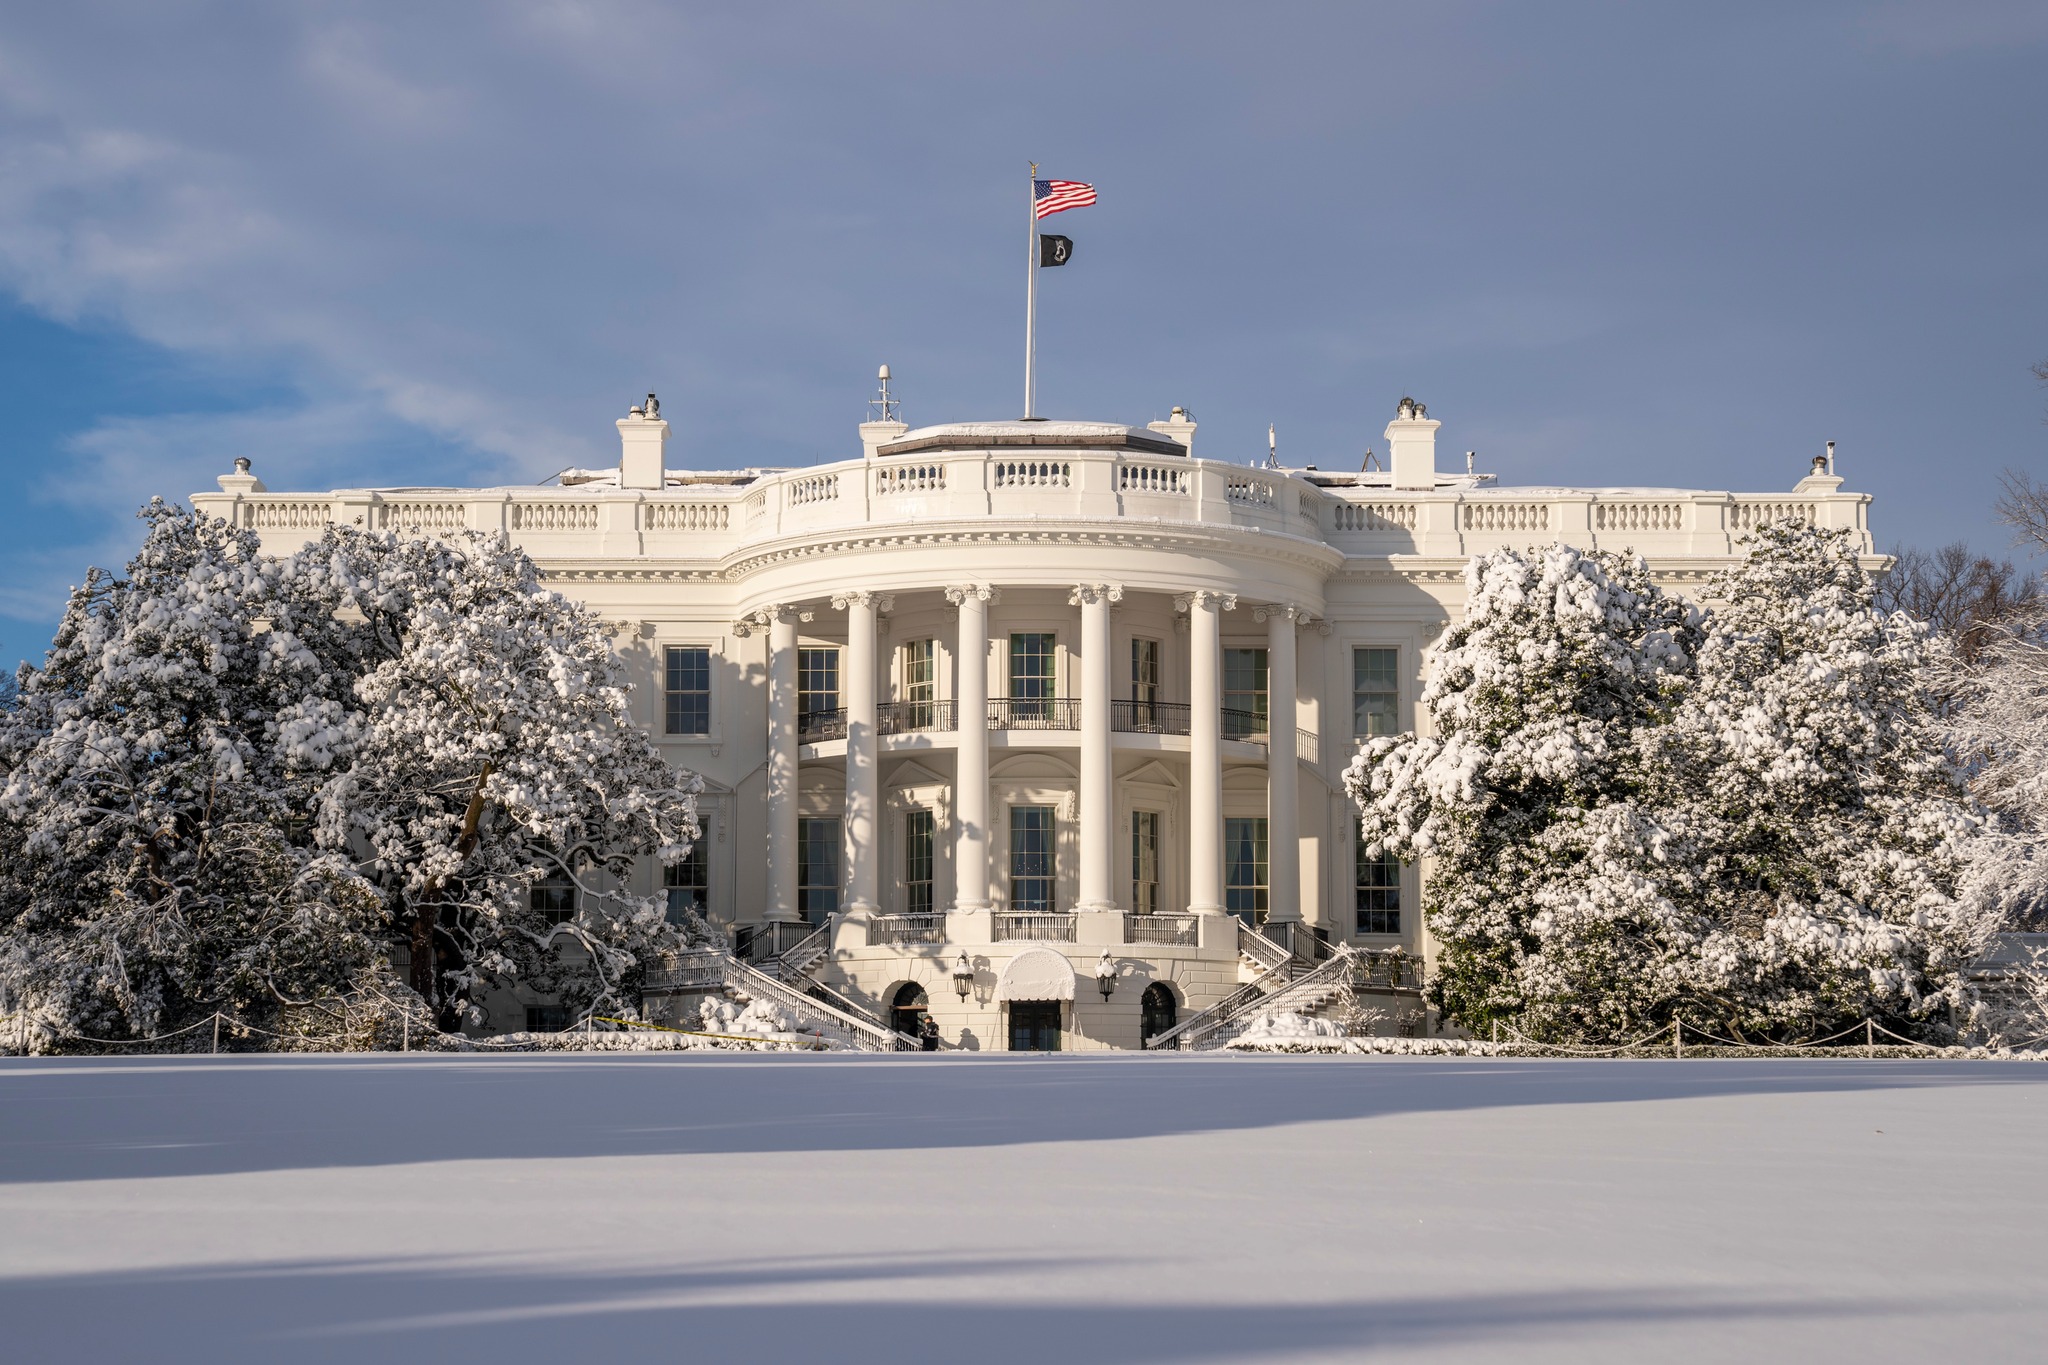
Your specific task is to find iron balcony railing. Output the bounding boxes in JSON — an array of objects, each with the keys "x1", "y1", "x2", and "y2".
[
  {"x1": 878, "y1": 700, "x2": 956, "y2": 735},
  {"x1": 1124, "y1": 913, "x2": 1199, "y2": 946},
  {"x1": 1112, "y1": 700, "x2": 1191, "y2": 734},
  {"x1": 869, "y1": 912, "x2": 947, "y2": 946},
  {"x1": 1222, "y1": 706, "x2": 1268, "y2": 740},
  {"x1": 798, "y1": 707, "x2": 847, "y2": 743},
  {"x1": 987, "y1": 698, "x2": 1080, "y2": 731},
  {"x1": 993, "y1": 911, "x2": 1077, "y2": 942}
]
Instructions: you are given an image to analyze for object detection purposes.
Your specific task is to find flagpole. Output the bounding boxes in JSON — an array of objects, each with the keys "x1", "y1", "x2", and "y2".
[{"x1": 1025, "y1": 161, "x2": 1038, "y2": 419}]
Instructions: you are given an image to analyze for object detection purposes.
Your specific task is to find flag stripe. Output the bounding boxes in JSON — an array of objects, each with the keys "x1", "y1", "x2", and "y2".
[{"x1": 1034, "y1": 179, "x2": 1096, "y2": 219}]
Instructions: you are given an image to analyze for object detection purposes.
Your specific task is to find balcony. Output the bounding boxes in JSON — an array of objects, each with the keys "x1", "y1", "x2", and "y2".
[
  {"x1": 798, "y1": 707, "x2": 847, "y2": 743},
  {"x1": 868, "y1": 912, "x2": 946, "y2": 946},
  {"x1": 987, "y1": 698, "x2": 1080, "y2": 731},
  {"x1": 878, "y1": 700, "x2": 955, "y2": 735},
  {"x1": 1112, "y1": 700, "x2": 1190, "y2": 734},
  {"x1": 1124, "y1": 913, "x2": 1199, "y2": 946},
  {"x1": 993, "y1": 912, "x2": 1077, "y2": 942}
]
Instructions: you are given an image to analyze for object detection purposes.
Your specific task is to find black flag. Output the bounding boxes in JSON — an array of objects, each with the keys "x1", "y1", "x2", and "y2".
[{"x1": 1039, "y1": 233, "x2": 1073, "y2": 267}]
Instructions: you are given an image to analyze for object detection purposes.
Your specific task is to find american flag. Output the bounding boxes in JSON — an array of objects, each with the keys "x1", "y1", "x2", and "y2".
[{"x1": 1034, "y1": 179, "x2": 1096, "y2": 219}]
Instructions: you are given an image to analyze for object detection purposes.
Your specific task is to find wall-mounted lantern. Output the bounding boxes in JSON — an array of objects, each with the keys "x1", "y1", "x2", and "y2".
[
  {"x1": 952, "y1": 951, "x2": 975, "y2": 1001},
  {"x1": 1094, "y1": 950, "x2": 1117, "y2": 1001}
]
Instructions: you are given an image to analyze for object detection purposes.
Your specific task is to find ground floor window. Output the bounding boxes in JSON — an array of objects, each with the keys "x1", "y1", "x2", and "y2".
[
  {"x1": 531, "y1": 868, "x2": 576, "y2": 925},
  {"x1": 798, "y1": 817, "x2": 841, "y2": 924},
  {"x1": 1131, "y1": 810, "x2": 1160, "y2": 915},
  {"x1": 1141, "y1": 982, "x2": 1178, "y2": 1044},
  {"x1": 1225, "y1": 817, "x2": 1269, "y2": 926},
  {"x1": 904, "y1": 808, "x2": 936, "y2": 915},
  {"x1": 1010, "y1": 805, "x2": 1056, "y2": 912},
  {"x1": 525, "y1": 1005, "x2": 570, "y2": 1033},
  {"x1": 1356, "y1": 841, "x2": 1401, "y2": 935},
  {"x1": 1009, "y1": 1000, "x2": 1061, "y2": 1051},
  {"x1": 664, "y1": 842, "x2": 708, "y2": 923}
]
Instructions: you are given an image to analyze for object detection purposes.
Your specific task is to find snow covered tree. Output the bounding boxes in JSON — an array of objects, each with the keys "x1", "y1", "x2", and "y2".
[
  {"x1": 0, "y1": 504, "x2": 700, "y2": 1047},
  {"x1": 1942, "y1": 601, "x2": 2048, "y2": 933},
  {"x1": 1347, "y1": 524, "x2": 1988, "y2": 1044}
]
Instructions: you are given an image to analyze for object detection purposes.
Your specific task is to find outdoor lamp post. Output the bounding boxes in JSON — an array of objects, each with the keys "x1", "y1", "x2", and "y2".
[
  {"x1": 1094, "y1": 950, "x2": 1117, "y2": 1000},
  {"x1": 952, "y1": 951, "x2": 974, "y2": 1001}
]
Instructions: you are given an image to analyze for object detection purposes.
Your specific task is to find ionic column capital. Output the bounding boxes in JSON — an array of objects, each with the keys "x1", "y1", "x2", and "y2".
[
  {"x1": 944, "y1": 584, "x2": 1001, "y2": 607},
  {"x1": 1174, "y1": 590, "x2": 1238, "y2": 613},
  {"x1": 831, "y1": 591, "x2": 894, "y2": 614},
  {"x1": 1253, "y1": 603, "x2": 1320, "y2": 630},
  {"x1": 734, "y1": 602, "x2": 802, "y2": 636},
  {"x1": 1068, "y1": 582, "x2": 1125, "y2": 607}
]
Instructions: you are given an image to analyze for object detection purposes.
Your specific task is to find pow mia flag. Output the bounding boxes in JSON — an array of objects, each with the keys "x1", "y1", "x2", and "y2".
[{"x1": 1039, "y1": 233, "x2": 1073, "y2": 267}]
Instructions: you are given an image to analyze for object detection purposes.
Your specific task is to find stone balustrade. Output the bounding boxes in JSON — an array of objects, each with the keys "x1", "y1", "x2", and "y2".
[{"x1": 194, "y1": 448, "x2": 1870, "y2": 561}]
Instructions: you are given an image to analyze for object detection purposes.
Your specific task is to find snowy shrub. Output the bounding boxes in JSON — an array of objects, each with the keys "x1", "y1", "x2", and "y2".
[
  {"x1": 1231, "y1": 1010, "x2": 1344, "y2": 1045},
  {"x1": 0, "y1": 503, "x2": 701, "y2": 1049},
  {"x1": 1347, "y1": 523, "x2": 1990, "y2": 1045}
]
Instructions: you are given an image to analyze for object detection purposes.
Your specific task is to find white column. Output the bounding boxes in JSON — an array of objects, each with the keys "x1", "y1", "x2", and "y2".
[
  {"x1": 1073, "y1": 583, "x2": 1122, "y2": 911},
  {"x1": 947, "y1": 585, "x2": 995, "y2": 910},
  {"x1": 835, "y1": 591, "x2": 888, "y2": 916},
  {"x1": 764, "y1": 606, "x2": 800, "y2": 923},
  {"x1": 1180, "y1": 590, "x2": 1235, "y2": 915},
  {"x1": 1260, "y1": 605, "x2": 1301, "y2": 925}
]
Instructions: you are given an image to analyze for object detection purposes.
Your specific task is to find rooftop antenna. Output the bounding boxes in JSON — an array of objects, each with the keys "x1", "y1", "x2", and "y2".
[
  {"x1": 1466, "y1": 450, "x2": 1476, "y2": 476},
  {"x1": 1266, "y1": 423, "x2": 1278, "y2": 469},
  {"x1": 1363, "y1": 447, "x2": 1380, "y2": 473},
  {"x1": 870, "y1": 364, "x2": 899, "y2": 423}
]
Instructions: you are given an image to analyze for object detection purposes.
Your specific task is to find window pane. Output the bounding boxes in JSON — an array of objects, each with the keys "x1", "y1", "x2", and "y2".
[
  {"x1": 798, "y1": 817, "x2": 841, "y2": 923},
  {"x1": 1010, "y1": 805, "x2": 1056, "y2": 912},
  {"x1": 1131, "y1": 639, "x2": 1160, "y2": 705},
  {"x1": 1224, "y1": 817, "x2": 1269, "y2": 925},
  {"x1": 1224, "y1": 649, "x2": 1268, "y2": 737},
  {"x1": 799, "y1": 648, "x2": 841, "y2": 721},
  {"x1": 665, "y1": 646, "x2": 711, "y2": 735},
  {"x1": 1355, "y1": 832, "x2": 1401, "y2": 935},
  {"x1": 1353, "y1": 647, "x2": 1400, "y2": 738},
  {"x1": 532, "y1": 868, "x2": 576, "y2": 925},
  {"x1": 905, "y1": 809, "x2": 935, "y2": 916},
  {"x1": 1131, "y1": 810, "x2": 1160, "y2": 916},
  {"x1": 664, "y1": 842, "x2": 709, "y2": 923},
  {"x1": 902, "y1": 640, "x2": 935, "y2": 703},
  {"x1": 1009, "y1": 633, "x2": 1056, "y2": 700}
]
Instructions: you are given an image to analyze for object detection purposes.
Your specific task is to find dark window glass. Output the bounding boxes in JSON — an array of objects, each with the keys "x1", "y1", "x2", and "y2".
[
  {"x1": 665, "y1": 646, "x2": 711, "y2": 735},
  {"x1": 664, "y1": 842, "x2": 708, "y2": 923},
  {"x1": 798, "y1": 817, "x2": 841, "y2": 924},
  {"x1": 1131, "y1": 810, "x2": 1160, "y2": 916},
  {"x1": 1224, "y1": 817, "x2": 1268, "y2": 926},
  {"x1": 1009, "y1": 633, "x2": 1056, "y2": 719},
  {"x1": 799, "y1": 648, "x2": 840, "y2": 724},
  {"x1": 531, "y1": 868, "x2": 576, "y2": 925},
  {"x1": 1354, "y1": 647, "x2": 1400, "y2": 739},
  {"x1": 1141, "y1": 982, "x2": 1178, "y2": 1043},
  {"x1": 1356, "y1": 836, "x2": 1402, "y2": 935},
  {"x1": 1010, "y1": 805, "x2": 1056, "y2": 912},
  {"x1": 1224, "y1": 648, "x2": 1268, "y2": 737},
  {"x1": 905, "y1": 808, "x2": 936, "y2": 916}
]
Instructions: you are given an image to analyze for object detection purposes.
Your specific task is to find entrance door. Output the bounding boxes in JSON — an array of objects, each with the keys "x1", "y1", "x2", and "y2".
[{"x1": 1009, "y1": 1001, "x2": 1062, "y2": 1052}]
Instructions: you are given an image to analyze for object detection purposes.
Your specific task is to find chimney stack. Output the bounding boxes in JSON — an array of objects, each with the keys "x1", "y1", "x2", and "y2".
[
  {"x1": 1386, "y1": 397, "x2": 1439, "y2": 491},
  {"x1": 1145, "y1": 405, "x2": 1198, "y2": 455},
  {"x1": 617, "y1": 394, "x2": 669, "y2": 490}
]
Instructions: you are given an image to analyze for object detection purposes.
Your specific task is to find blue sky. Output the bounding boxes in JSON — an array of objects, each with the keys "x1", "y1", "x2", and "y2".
[{"x1": 1, "y1": 1, "x2": 2044, "y2": 664}]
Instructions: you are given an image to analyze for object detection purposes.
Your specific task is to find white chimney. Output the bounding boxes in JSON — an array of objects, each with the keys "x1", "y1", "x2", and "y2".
[
  {"x1": 617, "y1": 394, "x2": 669, "y2": 490},
  {"x1": 1145, "y1": 405, "x2": 1197, "y2": 455},
  {"x1": 1385, "y1": 397, "x2": 1439, "y2": 491}
]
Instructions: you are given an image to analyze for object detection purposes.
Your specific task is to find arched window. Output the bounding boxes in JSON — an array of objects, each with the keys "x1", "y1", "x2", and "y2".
[
  {"x1": 890, "y1": 982, "x2": 930, "y2": 1038},
  {"x1": 1141, "y1": 982, "x2": 1178, "y2": 1043}
]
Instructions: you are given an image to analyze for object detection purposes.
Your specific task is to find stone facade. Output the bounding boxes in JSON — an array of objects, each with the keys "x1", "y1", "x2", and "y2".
[{"x1": 192, "y1": 401, "x2": 1872, "y2": 1050}]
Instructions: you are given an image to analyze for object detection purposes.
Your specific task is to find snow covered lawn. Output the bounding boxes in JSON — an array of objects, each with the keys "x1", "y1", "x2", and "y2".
[{"x1": 1, "y1": 1055, "x2": 2041, "y2": 1363}]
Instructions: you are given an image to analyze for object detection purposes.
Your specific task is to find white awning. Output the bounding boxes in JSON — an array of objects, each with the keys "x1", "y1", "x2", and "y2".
[{"x1": 994, "y1": 947, "x2": 1076, "y2": 1002}]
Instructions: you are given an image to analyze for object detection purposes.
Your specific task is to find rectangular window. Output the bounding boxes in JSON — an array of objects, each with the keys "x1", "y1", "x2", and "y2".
[
  {"x1": 1224, "y1": 817, "x2": 1269, "y2": 926},
  {"x1": 904, "y1": 808, "x2": 936, "y2": 916},
  {"x1": 664, "y1": 646, "x2": 711, "y2": 735},
  {"x1": 1131, "y1": 638, "x2": 1161, "y2": 705},
  {"x1": 1010, "y1": 805, "x2": 1057, "y2": 912},
  {"x1": 1224, "y1": 648, "x2": 1268, "y2": 739},
  {"x1": 525, "y1": 1005, "x2": 571, "y2": 1033},
  {"x1": 798, "y1": 817, "x2": 841, "y2": 924},
  {"x1": 1354, "y1": 647, "x2": 1400, "y2": 739},
  {"x1": 799, "y1": 648, "x2": 841, "y2": 725},
  {"x1": 901, "y1": 638, "x2": 936, "y2": 728},
  {"x1": 1356, "y1": 836, "x2": 1402, "y2": 935},
  {"x1": 1010, "y1": 632, "x2": 1056, "y2": 722},
  {"x1": 1131, "y1": 810, "x2": 1160, "y2": 916},
  {"x1": 663, "y1": 842, "x2": 709, "y2": 924},
  {"x1": 531, "y1": 868, "x2": 576, "y2": 926}
]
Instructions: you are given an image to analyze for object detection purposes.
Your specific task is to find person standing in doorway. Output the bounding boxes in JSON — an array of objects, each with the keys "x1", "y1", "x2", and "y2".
[{"x1": 918, "y1": 1014, "x2": 940, "y2": 1052}]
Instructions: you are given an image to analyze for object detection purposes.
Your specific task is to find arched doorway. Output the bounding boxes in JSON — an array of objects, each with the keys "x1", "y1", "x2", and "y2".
[
  {"x1": 890, "y1": 982, "x2": 930, "y2": 1039},
  {"x1": 1141, "y1": 982, "x2": 1178, "y2": 1044}
]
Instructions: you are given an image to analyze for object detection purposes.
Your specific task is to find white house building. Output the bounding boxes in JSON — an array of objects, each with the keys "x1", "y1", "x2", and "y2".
[{"x1": 193, "y1": 392, "x2": 1872, "y2": 1052}]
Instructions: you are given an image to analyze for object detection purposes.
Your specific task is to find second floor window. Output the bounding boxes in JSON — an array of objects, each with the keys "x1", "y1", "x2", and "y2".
[
  {"x1": 1131, "y1": 638, "x2": 1161, "y2": 705},
  {"x1": 1131, "y1": 810, "x2": 1161, "y2": 915},
  {"x1": 1354, "y1": 647, "x2": 1400, "y2": 739},
  {"x1": 799, "y1": 648, "x2": 840, "y2": 722},
  {"x1": 1224, "y1": 817, "x2": 1268, "y2": 927},
  {"x1": 1356, "y1": 837, "x2": 1401, "y2": 935},
  {"x1": 665, "y1": 646, "x2": 710, "y2": 735},
  {"x1": 901, "y1": 639, "x2": 935, "y2": 727},
  {"x1": 1223, "y1": 648, "x2": 1268, "y2": 738}
]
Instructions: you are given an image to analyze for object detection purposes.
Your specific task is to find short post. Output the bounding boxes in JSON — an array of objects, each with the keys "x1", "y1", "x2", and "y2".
[
  {"x1": 211, "y1": 1013, "x2": 220, "y2": 1055},
  {"x1": 1673, "y1": 1017, "x2": 1683, "y2": 1059},
  {"x1": 402, "y1": 1013, "x2": 410, "y2": 1053},
  {"x1": 1491, "y1": 1020, "x2": 1498, "y2": 1046},
  {"x1": 1866, "y1": 1018, "x2": 1874, "y2": 1057}
]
